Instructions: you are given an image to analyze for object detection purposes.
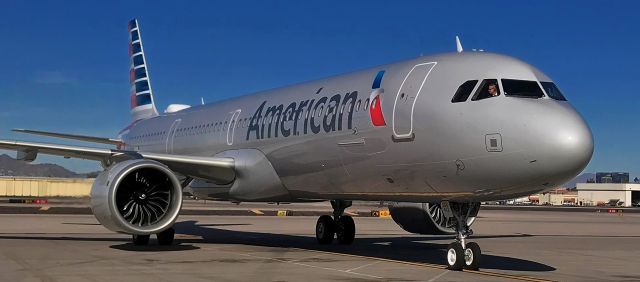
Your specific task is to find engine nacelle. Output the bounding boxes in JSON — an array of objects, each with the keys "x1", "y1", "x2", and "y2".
[
  {"x1": 388, "y1": 202, "x2": 479, "y2": 235},
  {"x1": 90, "y1": 159, "x2": 183, "y2": 235}
]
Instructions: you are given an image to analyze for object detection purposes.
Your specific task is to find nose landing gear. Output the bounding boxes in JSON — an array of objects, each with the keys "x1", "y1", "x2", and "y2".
[
  {"x1": 315, "y1": 200, "x2": 356, "y2": 245},
  {"x1": 442, "y1": 201, "x2": 481, "y2": 271}
]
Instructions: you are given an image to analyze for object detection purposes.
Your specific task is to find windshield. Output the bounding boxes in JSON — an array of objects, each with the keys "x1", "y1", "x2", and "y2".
[
  {"x1": 451, "y1": 80, "x2": 478, "y2": 103},
  {"x1": 540, "y1": 81, "x2": 567, "y2": 101},
  {"x1": 501, "y1": 79, "x2": 544, "y2": 98},
  {"x1": 472, "y1": 79, "x2": 500, "y2": 101}
]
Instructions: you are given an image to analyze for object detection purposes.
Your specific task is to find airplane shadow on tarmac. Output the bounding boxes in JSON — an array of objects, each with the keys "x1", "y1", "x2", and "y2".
[
  {"x1": 112, "y1": 220, "x2": 556, "y2": 272},
  {"x1": 0, "y1": 220, "x2": 554, "y2": 272}
]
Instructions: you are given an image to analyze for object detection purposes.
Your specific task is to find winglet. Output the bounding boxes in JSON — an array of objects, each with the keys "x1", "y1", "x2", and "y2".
[{"x1": 455, "y1": 36, "x2": 463, "y2": 53}]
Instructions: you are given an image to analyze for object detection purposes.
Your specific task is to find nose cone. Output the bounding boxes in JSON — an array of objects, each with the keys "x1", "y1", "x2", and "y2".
[{"x1": 538, "y1": 103, "x2": 594, "y2": 183}]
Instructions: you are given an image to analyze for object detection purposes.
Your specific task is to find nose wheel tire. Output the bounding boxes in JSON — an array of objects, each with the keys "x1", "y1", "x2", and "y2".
[
  {"x1": 157, "y1": 227, "x2": 175, "y2": 246},
  {"x1": 446, "y1": 242, "x2": 465, "y2": 270},
  {"x1": 463, "y1": 242, "x2": 481, "y2": 270},
  {"x1": 446, "y1": 241, "x2": 482, "y2": 271},
  {"x1": 316, "y1": 215, "x2": 336, "y2": 244},
  {"x1": 336, "y1": 215, "x2": 355, "y2": 245},
  {"x1": 132, "y1": 234, "x2": 150, "y2": 246}
]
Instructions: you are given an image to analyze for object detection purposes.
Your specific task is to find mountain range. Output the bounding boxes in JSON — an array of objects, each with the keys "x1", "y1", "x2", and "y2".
[{"x1": 0, "y1": 154, "x2": 98, "y2": 178}]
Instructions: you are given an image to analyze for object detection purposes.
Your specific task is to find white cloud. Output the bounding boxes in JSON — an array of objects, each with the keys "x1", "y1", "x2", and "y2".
[{"x1": 34, "y1": 71, "x2": 77, "y2": 85}]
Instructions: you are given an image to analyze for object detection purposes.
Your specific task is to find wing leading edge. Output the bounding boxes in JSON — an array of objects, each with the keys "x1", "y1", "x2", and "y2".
[
  {"x1": 0, "y1": 139, "x2": 235, "y2": 184},
  {"x1": 12, "y1": 129, "x2": 123, "y2": 146}
]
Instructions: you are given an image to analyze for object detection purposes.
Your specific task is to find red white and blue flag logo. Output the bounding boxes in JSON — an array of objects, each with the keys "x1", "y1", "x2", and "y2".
[{"x1": 369, "y1": 70, "x2": 387, "y2": 127}]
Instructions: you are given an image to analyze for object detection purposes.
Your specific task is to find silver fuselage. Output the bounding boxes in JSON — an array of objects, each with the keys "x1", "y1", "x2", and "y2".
[{"x1": 121, "y1": 52, "x2": 593, "y2": 203}]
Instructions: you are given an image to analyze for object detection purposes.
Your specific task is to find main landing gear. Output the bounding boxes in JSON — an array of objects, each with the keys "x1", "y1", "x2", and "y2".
[
  {"x1": 316, "y1": 200, "x2": 356, "y2": 245},
  {"x1": 131, "y1": 227, "x2": 175, "y2": 246},
  {"x1": 442, "y1": 202, "x2": 482, "y2": 271}
]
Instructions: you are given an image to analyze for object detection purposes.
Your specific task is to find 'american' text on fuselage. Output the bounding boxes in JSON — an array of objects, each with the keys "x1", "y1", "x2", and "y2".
[{"x1": 246, "y1": 91, "x2": 359, "y2": 140}]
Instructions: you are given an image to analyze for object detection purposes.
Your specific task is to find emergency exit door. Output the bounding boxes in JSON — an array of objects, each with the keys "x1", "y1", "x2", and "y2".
[{"x1": 166, "y1": 119, "x2": 182, "y2": 153}]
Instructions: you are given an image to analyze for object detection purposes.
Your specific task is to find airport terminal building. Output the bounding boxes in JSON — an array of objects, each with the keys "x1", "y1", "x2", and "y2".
[{"x1": 577, "y1": 183, "x2": 640, "y2": 207}]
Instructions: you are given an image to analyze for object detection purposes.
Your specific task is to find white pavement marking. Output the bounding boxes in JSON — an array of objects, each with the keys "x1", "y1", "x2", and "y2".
[
  {"x1": 427, "y1": 270, "x2": 449, "y2": 282},
  {"x1": 236, "y1": 252, "x2": 383, "y2": 279},
  {"x1": 373, "y1": 242, "x2": 391, "y2": 246},
  {"x1": 345, "y1": 261, "x2": 381, "y2": 272},
  {"x1": 288, "y1": 253, "x2": 329, "y2": 263}
]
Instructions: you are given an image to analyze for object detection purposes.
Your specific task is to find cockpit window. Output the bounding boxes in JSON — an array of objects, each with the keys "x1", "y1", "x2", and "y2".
[
  {"x1": 501, "y1": 79, "x2": 544, "y2": 98},
  {"x1": 472, "y1": 79, "x2": 500, "y2": 101},
  {"x1": 451, "y1": 80, "x2": 477, "y2": 103},
  {"x1": 540, "y1": 81, "x2": 567, "y2": 101}
]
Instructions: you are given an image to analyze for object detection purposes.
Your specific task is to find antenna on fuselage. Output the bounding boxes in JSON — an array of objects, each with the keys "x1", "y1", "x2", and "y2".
[
  {"x1": 455, "y1": 36, "x2": 463, "y2": 53},
  {"x1": 201, "y1": 97, "x2": 205, "y2": 105}
]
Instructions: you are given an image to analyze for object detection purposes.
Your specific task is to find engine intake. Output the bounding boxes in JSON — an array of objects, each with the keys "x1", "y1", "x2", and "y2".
[
  {"x1": 388, "y1": 202, "x2": 478, "y2": 235},
  {"x1": 90, "y1": 159, "x2": 182, "y2": 235}
]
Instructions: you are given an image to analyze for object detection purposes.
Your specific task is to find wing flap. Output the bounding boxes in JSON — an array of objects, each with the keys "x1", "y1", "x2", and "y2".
[{"x1": 0, "y1": 139, "x2": 235, "y2": 183}]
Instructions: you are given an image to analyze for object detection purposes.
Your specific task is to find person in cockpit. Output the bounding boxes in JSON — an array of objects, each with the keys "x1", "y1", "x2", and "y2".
[{"x1": 488, "y1": 82, "x2": 499, "y2": 97}]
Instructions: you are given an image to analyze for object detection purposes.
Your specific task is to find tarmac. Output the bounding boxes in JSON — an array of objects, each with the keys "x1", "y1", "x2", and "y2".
[
  {"x1": 0, "y1": 204, "x2": 639, "y2": 281},
  {"x1": 0, "y1": 198, "x2": 637, "y2": 215}
]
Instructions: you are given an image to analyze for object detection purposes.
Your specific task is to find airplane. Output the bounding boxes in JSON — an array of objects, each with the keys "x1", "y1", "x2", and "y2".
[{"x1": 0, "y1": 19, "x2": 593, "y2": 271}]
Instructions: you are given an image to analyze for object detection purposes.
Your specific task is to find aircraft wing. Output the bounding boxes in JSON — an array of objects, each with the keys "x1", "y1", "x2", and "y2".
[
  {"x1": 12, "y1": 129, "x2": 122, "y2": 146},
  {"x1": 0, "y1": 139, "x2": 235, "y2": 184}
]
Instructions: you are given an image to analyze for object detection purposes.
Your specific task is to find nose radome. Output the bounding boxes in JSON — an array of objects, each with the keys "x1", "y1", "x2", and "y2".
[
  {"x1": 545, "y1": 107, "x2": 594, "y2": 178},
  {"x1": 558, "y1": 117, "x2": 593, "y2": 167}
]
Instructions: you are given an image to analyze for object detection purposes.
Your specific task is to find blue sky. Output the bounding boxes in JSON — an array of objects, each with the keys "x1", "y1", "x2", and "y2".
[{"x1": 1, "y1": 1, "x2": 639, "y2": 179}]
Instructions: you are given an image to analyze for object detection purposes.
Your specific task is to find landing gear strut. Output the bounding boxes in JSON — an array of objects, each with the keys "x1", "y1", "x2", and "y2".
[
  {"x1": 443, "y1": 202, "x2": 481, "y2": 271},
  {"x1": 316, "y1": 200, "x2": 355, "y2": 245}
]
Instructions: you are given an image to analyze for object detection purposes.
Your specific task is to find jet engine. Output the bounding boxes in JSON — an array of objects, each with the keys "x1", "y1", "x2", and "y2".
[
  {"x1": 90, "y1": 159, "x2": 183, "y2": 235},
  {"x1": 388, "y1": 202, "x2": 479, "y2": 235}
]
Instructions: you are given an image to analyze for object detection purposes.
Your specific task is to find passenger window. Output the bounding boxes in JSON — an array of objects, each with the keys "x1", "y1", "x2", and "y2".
[
  {"x1": 540, "y1": 81, "x2": 567, "y2": 101},
  {"x1": 452, "y1": 80, "x2": 478, "y2": 103},
  {"x1": 502, "y1": 79, "x2": 544, "y2": 98},
  {"x1": 472, "y1": 79, "x2": 500, "y2": 101}
]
